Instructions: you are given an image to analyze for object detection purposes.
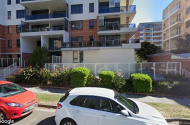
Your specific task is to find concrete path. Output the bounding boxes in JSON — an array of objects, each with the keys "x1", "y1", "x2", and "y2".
[{"x1": 24, "y1": 87, "x2": 190, "y2": 107}]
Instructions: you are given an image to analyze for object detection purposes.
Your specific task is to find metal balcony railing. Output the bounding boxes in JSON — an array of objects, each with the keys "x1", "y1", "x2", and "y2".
[
  {"x1": 22, "y1": 27, "x2": 64, "y2": 32},
  {"x1": 99, "y1": 23, "x2": 135, "y2": 31},
  {"x1": 99, "y1": 5, "x2": 136, "y2": 14},
  {"x1": 25, "y1": 12, "x2": 66, "y2": 20}
]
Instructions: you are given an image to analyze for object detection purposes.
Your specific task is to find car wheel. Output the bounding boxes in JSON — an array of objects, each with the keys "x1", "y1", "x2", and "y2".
[
  {"x1": 0, "y1": 111, "x2": 6, "y2": 120},
  {"x1": 61, "y1": 119, "x2": 76, "y2": 125}
]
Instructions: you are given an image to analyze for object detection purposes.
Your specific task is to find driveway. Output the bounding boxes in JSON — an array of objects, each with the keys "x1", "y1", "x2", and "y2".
[{"x1": 12, "y1": 108, "x2": 56, "y2": 125}]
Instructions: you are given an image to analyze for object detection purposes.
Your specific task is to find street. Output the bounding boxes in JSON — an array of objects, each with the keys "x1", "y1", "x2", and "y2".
[{"x1": 12, "y1": 108, "x2": 56, "y2": 125}]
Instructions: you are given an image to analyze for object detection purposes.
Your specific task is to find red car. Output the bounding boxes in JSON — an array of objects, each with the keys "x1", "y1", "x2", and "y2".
[{"x1": 0, "y1": 81, "x2": 38, "y2": 120}]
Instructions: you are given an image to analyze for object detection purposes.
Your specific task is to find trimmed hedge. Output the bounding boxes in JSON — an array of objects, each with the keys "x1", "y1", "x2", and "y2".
[
  {"x1": 153, "y1": 81, "x2": 171, "y2": 95},
  {"x1": 99, "y1": 71, "x2": 115, "y2": 88},
  {"x1": 130, "y1": 73, "x2": 152, "y2": 93},
  {"x1": 71, "y1": 67, "x2": 90, "y2": 88}
]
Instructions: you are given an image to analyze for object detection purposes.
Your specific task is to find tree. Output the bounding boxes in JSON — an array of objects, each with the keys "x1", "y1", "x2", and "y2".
[
  {"x1": 29, "y1": 47, "x2": 51, "y2": 68},
  {"x1": 136, "y1": 42, "x2": 163, "y2": 61},
  {"x1": 176, "y1": 33, "x2": 190, "y2": 52}
]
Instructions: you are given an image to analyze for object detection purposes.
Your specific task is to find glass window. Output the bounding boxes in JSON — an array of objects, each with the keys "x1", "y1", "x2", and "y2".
[
  {"x1": 16, "y1": 10, "x2": 25, "y2": 18},
  {"x1": 71, "y1": 21, "x2": 83, "y2": 30},
  {"x1": 7, "y1": 0, "x2": 11, "y2": 5},
  {"x1": 100, "y1": 98, "x2": 124, "y2": 113},
  {"x1": 0, "y1": 83, "x2": 26, "y2": 97},
  {"x1": 8, "y1": 40, "x2": 12, "y2": 48},
  {"x1": 16, "y1": 0, "x2": 20, "y2": 4},
  {"x1": 71, "y1": 4, "x2": 83, "y2": 14},
  {"x1": 89, "y1": 3, "x2": 94, "y2": 12},
  {"x1": 89, "y1": 20, "x2": 94, "y2": 29},
  {"x1": 16, "y1": 25, "x2": 21, "y2": 33},
  {"x1": 17, "y1": 39, "x2": 20, "y2": 48},
  {"x1": 70, "y1": 96, "x2": 98, "y2": 110},
  {"x1": 8, "y1": 11, "x2": 11, "y2": 19},
  {"x1": 73, "y1": 51, "x2": 78, "y2": 63}
]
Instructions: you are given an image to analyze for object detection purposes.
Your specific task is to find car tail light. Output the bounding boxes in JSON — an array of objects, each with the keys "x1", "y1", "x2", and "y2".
[{"x1": 57, "y1": 103, "x2": 62, "y2": 109}]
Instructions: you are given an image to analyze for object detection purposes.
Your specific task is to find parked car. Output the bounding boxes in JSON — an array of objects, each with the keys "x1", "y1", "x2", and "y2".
[
  {"x1": 0, "y1": 81, "x2": 38, "y2": 120},
  {"x1": 55, "y1": 87, "x2": 167, "y2": 125}
]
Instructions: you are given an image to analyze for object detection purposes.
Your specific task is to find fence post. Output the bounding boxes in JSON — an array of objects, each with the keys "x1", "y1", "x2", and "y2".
[
  {"x1": 13, "y1": 58, "x2": 15, "y2": 64},
  {"x1": 1, "y1": 58, "x2": 3, "y2": 67},
  {"x1": 19, "y1": 58, "x2": 21, "y2": 67},
  {"x1": 95, "y1": 64, "x2": 97, "y2": 77},
  {"x1": 153, "y1": 63, "x2": 156, "y2": 79},
  {"x1": 7, "y1": 58, "x2": 8, "y2": 67},
  {"x1": 128, "y1": 63, "x2": 130, "y2": 78},
  {"x1": 140, "y1": 63, "x2": 142, "y2": 73},
  {"x1": 53, "y1": 64, "x2": 56, "y2": 73}
]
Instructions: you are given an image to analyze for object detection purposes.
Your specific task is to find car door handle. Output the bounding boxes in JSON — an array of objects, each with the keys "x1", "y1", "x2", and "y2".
[{"x1": 100, "y1": 115, "x2": 106, "y2": 118}]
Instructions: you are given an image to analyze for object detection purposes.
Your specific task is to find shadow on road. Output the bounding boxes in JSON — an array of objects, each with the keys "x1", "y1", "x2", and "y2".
[{"x1": 36, "y1": 116, "x2": 56, "y2": 125}]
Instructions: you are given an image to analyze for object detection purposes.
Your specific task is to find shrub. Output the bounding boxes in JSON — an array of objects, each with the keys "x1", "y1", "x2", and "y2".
[
  {"x1": 165, "y1": 74, "x2": 189, "y2": 82},
  {"x1": 6, "y1": 75, "x2": 17, "y2": 83},
  {"x1": 153, "y1": 81, "x2": 171, "y2": 95},
  {"x1": 130, "y1": 73, "x2": 152, "y2": 93},
  {"x1": 71, "y1": 67, "x2": 90, "y2": 88},
  {"x1": 120, "y1": 80, "x2": 135, "y2": 93},
  {"x1": 18, "y1": 66, "x2": 50, "y2": 85},
  {"x1": 170, "y1": 82, "x2": 190, "y2": 96},
  {"x1": 50, "y1": 68, "x2": 72, "y2": 86},
  {"x1": 86, "y1": 74, "x2": 101, "y2": 87},
  {"x1": 112, "y1": 71, "x2": 126, "y2": 92},
  {"x1": 99, "y1": 71, "x2": 115, "y2": 88}
]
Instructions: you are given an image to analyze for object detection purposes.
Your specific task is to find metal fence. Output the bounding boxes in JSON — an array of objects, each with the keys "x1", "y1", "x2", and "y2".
[
  {"x1": 52, "y1": 55, "x2": 62, "y2": 63},
  {"x1": 0, "y1": 58, "x2": 21, "y2": 67},
  {"x1": 0, "y1": 62, "x2": 17, "y2": 78},
  {"x1": 45, "y1": 62, "x2": 181, "y2": 80}
]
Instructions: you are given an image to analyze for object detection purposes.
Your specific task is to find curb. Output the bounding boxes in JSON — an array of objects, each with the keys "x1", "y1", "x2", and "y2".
[
  {"x1": 38, "y1": 104, "x2": 57, "y2": 109},
  {"x1": 166, "y1": 118, "x2": 190, "y2": 122}
]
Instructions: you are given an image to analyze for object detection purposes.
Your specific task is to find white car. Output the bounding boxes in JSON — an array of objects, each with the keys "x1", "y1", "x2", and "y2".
[{"x1": 55, "y1": 87, "x2": 167, "y2": 125}]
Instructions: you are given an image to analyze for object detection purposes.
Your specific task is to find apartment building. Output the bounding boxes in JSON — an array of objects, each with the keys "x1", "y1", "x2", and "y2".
[
  {"x1": 162, "y1": 0, "x2": 190, "y2": 51},
  {"x1": 135, "y1": 22, "x2": 162, "y2": 47},
  {"x1": 0, "y1": 0, "x2": 140, "y2": 65}
]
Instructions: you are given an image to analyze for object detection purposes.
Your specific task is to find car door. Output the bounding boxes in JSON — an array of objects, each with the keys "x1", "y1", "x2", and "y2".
[
  {"x1": 70, "y1": 96, "x2": 99, "y2": 125},
  {"x1": 98, "y1": 97, "x2": 134, "y2": 125}
]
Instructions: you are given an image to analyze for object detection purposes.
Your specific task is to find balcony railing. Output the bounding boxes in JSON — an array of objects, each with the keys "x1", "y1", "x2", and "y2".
[
  {"x1": 170, "y1": 19, "x2": 183, "y2": 26},
  {"x1": 22, "y1": 27, "x2": 64, "y2": 32},
  {"x1": 163, "y1": 13, "x2": 169, "y2": 20},
  {"x1": 25, "y1": 12, "x2": 66, "y2": 20},
  {"x1": 99, "y1": 5, "x2": 136, "y2": 14},
  {"x1": 99, "y1": 23, "x2": 135, "y2": 31},
  {"x1": 170, "y1": 31, "x2": 181, "y2": 38},
  {"x1": 170, "y1": 5, "x2": 182, "y2": 15},
  {"x1": 62, "y1": 40, "x2": 137, "y2": 48}
]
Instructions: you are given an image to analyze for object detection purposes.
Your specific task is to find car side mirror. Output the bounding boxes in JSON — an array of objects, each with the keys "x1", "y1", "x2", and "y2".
[{"x1": 121, "y1": 110, "x2": 129, "y2": 116}]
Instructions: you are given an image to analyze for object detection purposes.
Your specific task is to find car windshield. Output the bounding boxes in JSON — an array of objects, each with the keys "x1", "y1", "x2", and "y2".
[
  {"x1": 0, "y1": 83, "x2": 26, "y2": 97},
  {"x1": 115, "y1": 93, "x2": 139, "y2": 114}
]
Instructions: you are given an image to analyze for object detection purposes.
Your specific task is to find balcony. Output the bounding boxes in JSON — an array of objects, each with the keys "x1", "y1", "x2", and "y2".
[
  {"x1": 163, "y1": 35, "x2": 169, "y2": 41},
  {"x1": 153, "y1": 39, "x2": 162, "y2": 42},
  {"x1": 98, "y1": 23, "x2": 136, "y2": 35},
  {"x1": 170, "y1": 19, "x2": 183, "y2": 27},
  {"x1": 145, "y1": 30, "x2": 152, "y2": 33},
  {"x1": 170, "y1": 31, "x2": 182, "y2": 39},
  {"x1": 98, "y1": 5, "x2": 136, "y2": 15},
  {"x1": 170, "y1": 6, "x2": 183, "y2": 16},
  {"x1": 163, "y1": 13, "x2": 169, "y2": 20},
  {"x1": 22, "y1": 27, "x2": 65, "y2": 32},
  {"x1": 25, "y1": 12, "x2": 66, "y2": 21},
  {"x1": 153, "y1": 30, "x2": 162, "y2": 33}
]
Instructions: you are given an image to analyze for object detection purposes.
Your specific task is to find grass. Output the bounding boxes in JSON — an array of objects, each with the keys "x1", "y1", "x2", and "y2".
[
  {"x1": 35, "y1": 93, "x2": 63, "y2": 103},
  {"x1": 147, "y1": 103, "x2": 190, "y2": 118}
]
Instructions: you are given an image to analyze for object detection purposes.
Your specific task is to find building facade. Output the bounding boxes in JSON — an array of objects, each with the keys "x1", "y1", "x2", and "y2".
[
  {"x1": 0, "y1": 0, "x2": 140, "y2": 65},
  {"x1": 137, "y1": 22, "x2": 162, "y2": 47},
  {"x1": 162, "y1": 0, "x2": 190, "y2": 51}
]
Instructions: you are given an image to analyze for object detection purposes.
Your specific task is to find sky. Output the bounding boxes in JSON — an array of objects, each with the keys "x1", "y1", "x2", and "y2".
[{"x1": 132, "y1": 0, "x2": 173, "y2": 26}]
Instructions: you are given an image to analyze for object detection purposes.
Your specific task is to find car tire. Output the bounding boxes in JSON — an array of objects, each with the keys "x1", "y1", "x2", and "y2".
[
  {"x1": 0, "y1": 110, "x2": 7, "y2": 120},
  {"x1": 61, "y1": 119, "x2": 76, "y2": 125}
]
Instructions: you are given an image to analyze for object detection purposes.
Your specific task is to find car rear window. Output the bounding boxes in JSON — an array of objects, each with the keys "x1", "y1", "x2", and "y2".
[{"x1": 59, "y1": 92, "x2": 69, "y2": 102}]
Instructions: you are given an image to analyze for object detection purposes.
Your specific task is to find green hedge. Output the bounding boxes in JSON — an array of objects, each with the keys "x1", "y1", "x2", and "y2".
[
  {"x1": 71, "y1": 67, "x2": 90, "y2": 87},
  {"x1": 130, "y1": 73, "x2": 152, "y2": 93},
  {"x1": 99, "y1": 71, "x2": 115, "y2": 88}
]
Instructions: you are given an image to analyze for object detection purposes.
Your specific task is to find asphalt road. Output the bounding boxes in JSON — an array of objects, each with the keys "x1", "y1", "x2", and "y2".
[{"x1": 12, "y1": 108, "x2": 56, "y2": 125}]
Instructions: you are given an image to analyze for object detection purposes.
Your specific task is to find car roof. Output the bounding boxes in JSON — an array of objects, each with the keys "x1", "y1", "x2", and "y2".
[
  {"x1": 69, "y1": 87, "x2": 115, "y2": 98},
  {"x1": 0, "y1": 81, "x2": 12, "y2": 85}
]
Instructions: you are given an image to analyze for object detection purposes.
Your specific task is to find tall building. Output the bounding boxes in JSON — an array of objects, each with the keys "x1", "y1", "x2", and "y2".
[
  {"x1": 138, "y1": 22, "x2": 162, "y2": 47},
  {"x1": 0, "y1": 0, "x2": 140, "y2": 65},
  {"x1": 162, "y1": 0, "x2": 190, "y2": 51}
]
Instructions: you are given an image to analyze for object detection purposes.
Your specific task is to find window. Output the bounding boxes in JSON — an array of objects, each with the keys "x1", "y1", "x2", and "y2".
[
  {"x1": 16, "y1": 10, "x2": 25, "y2": 18},
  {"x1": 73, "y1": 51, "x2": 78, "y2": 63},
  {"x1": 186, "y1": 6, "x2": 190, "y2": 15},
  {"x1": 100, "y1": 98, "x2": 124, "y2": 113},
  {"x1": 16, "y1": 25, "x2": 21, "y2": 33},
  {"x1": 8, "y1": 11, "x2": 11, "y2": 19},
  {"x1": 186, "y1": 20, "x2": 190, "y2": 28},
  {"x1": 7, "y1": 0, "x2": 11, "y2": 5},
  {"x1": 70, "y1": 96, "x2": 98, "y2": 110},
  {"x1": 8, "y1": 40, "x2": 12, "y2": 48},
  {"x1": 89, "y1": 20, "x2": 95, "y2": 29},
  {"x1": 8, "y1": 54, "x2": 12, "y2": 58},
  {"x1": 16, "y1": 0, "x2": 20, "y2": 4},
  {"x1": 89, "y1": 3, "x2": 94, "y2": 12},
  {"x1": 71, "y1": 4, "x2": 83, "y2": 14},
  {"x1": 17, "y1": 39, "x2": 20, "y2": 48},
  {"x1": 8, "y1": 26, "x2": 12, "y2": 33},
  {"x1": 71, "y1": 21, "x2": 83, "y2": 30}
]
